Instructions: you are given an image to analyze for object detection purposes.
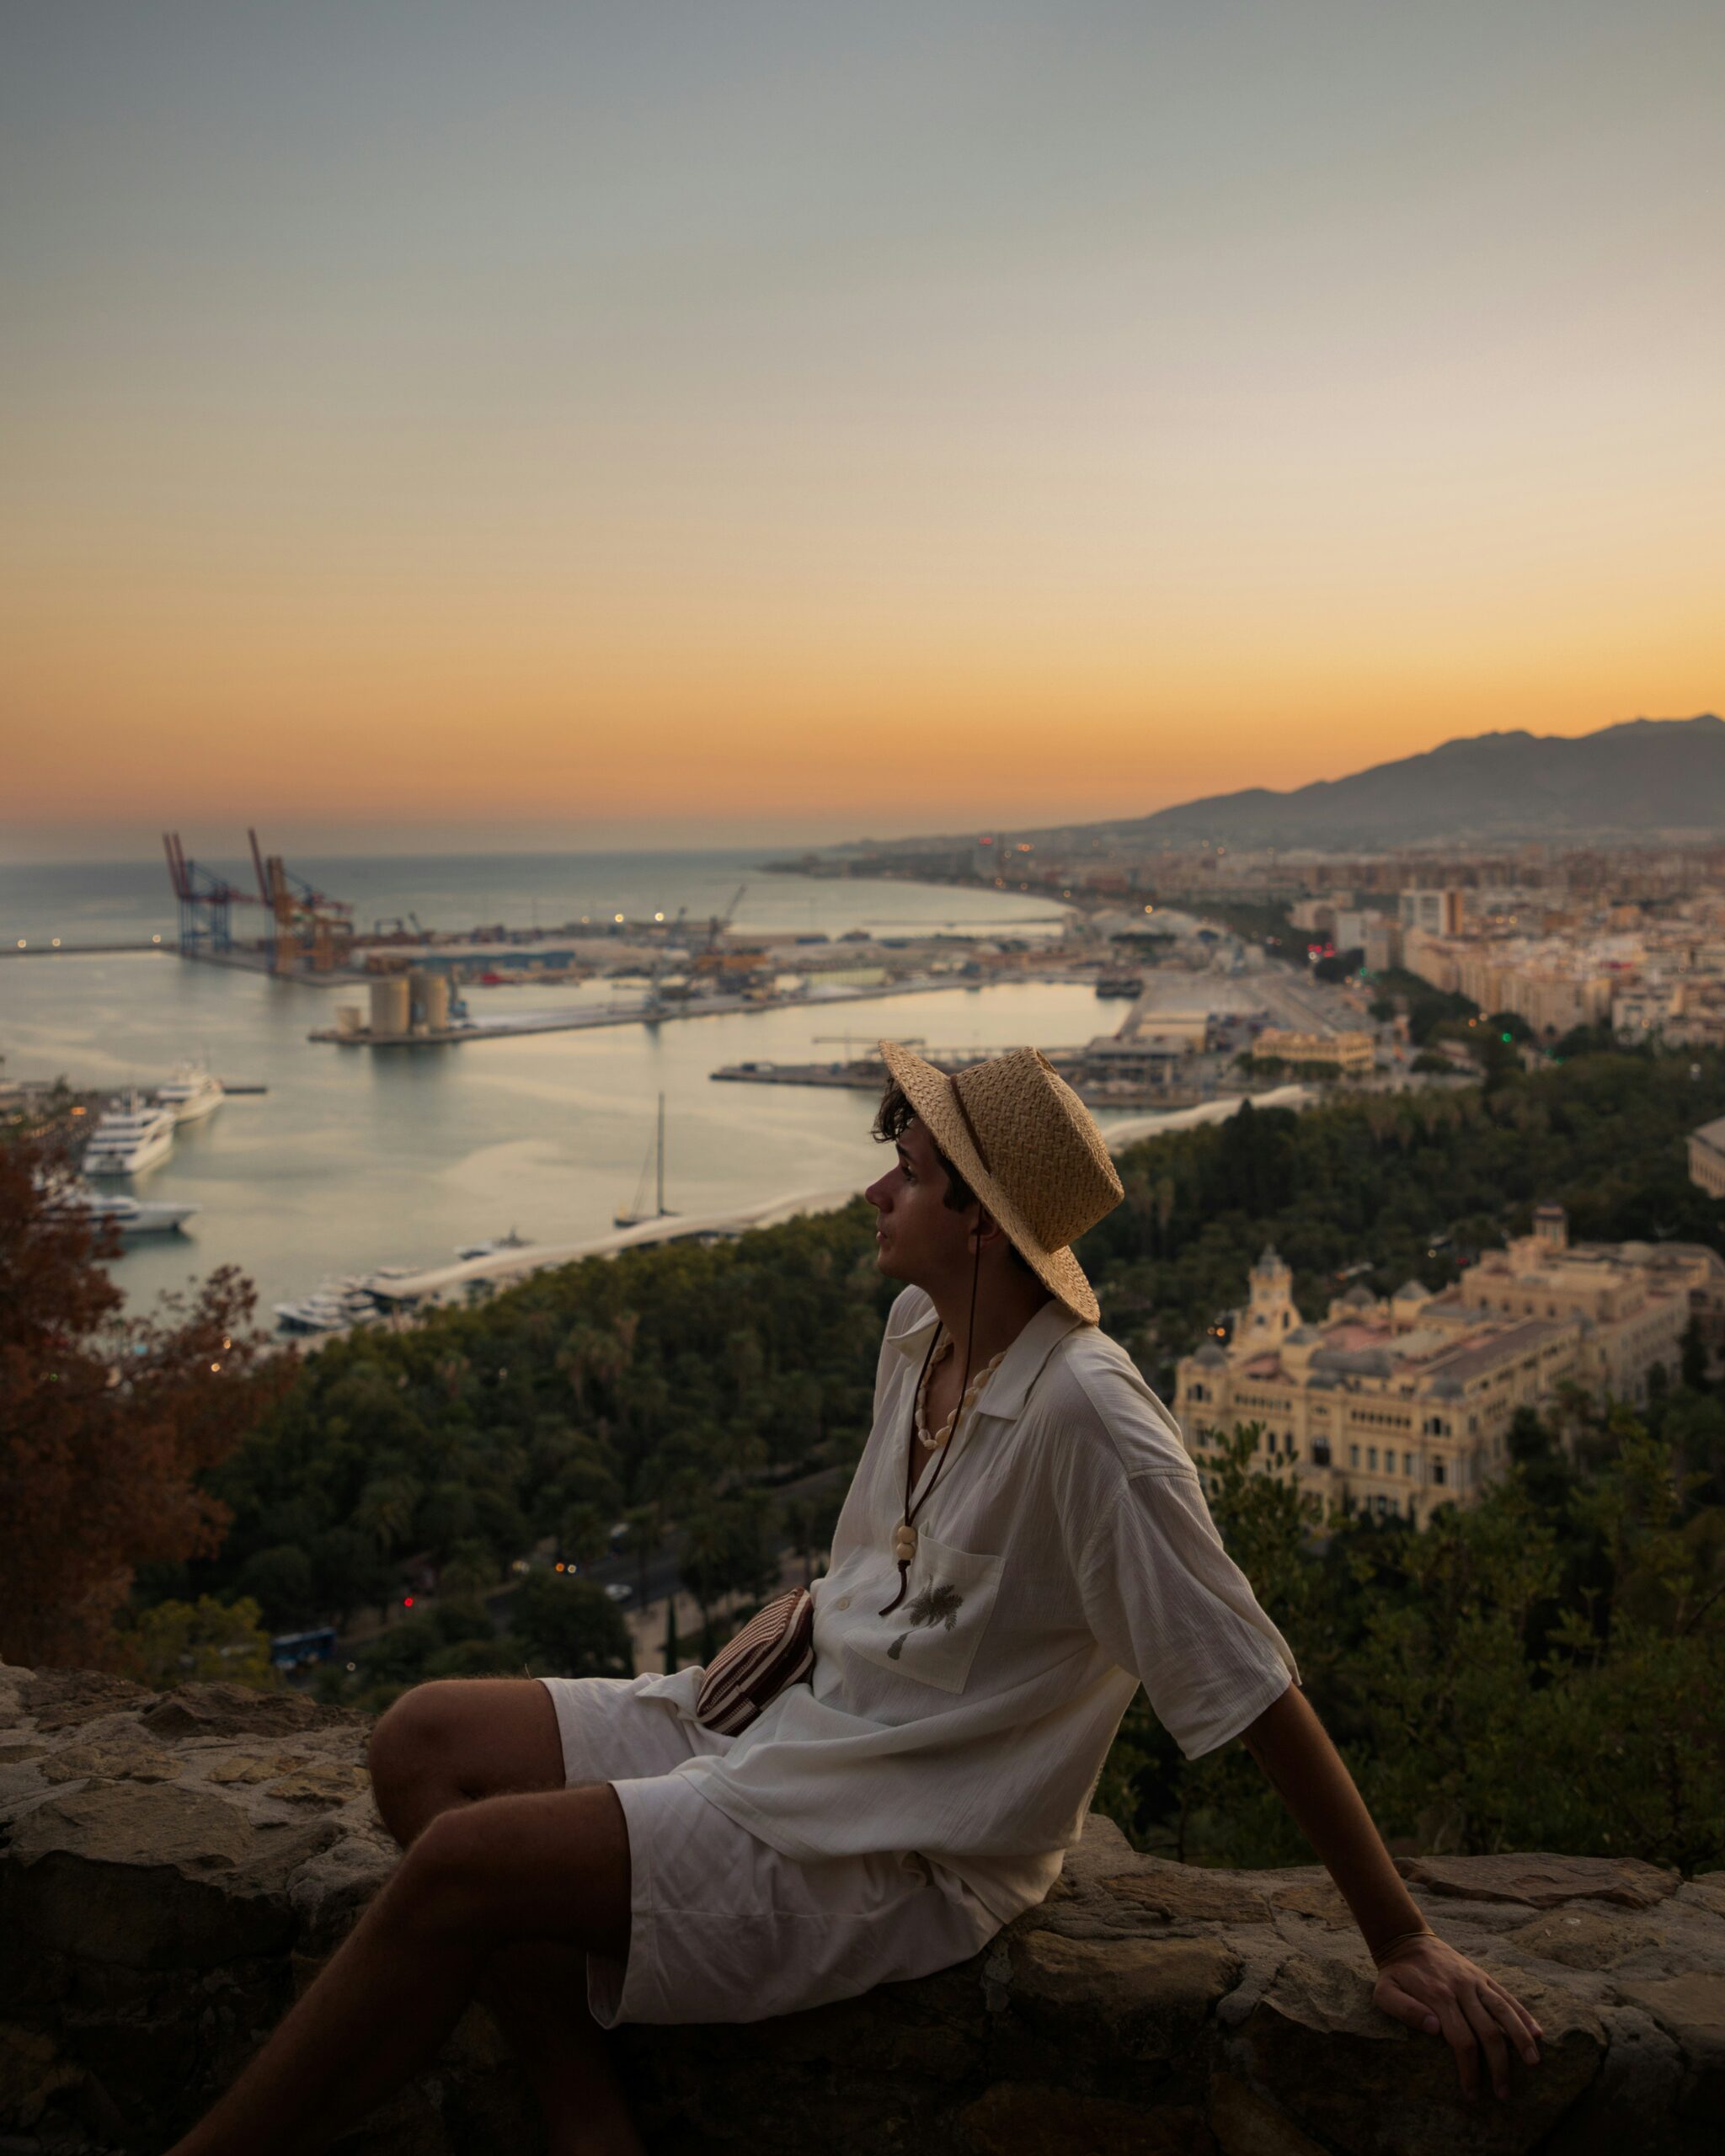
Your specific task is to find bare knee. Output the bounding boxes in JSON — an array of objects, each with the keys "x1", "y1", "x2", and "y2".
[
  {"x1": 367, "y1": 1678, "x2": 563, "y2": 1849},
  {"x1": 368, "y1": 1680, "x2": 471, "y2": 1846},
  {"x1": 390, "y1": 1800, "x2": 501, "y2": 1940},
  {"x1": 392, "y1": 1786, "x2": 631, "y2": 1961}
]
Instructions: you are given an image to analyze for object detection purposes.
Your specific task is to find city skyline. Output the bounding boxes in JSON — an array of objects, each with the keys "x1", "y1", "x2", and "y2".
[{"x1": 4, "y1": 1, "x2": 1722, "y2": 861}]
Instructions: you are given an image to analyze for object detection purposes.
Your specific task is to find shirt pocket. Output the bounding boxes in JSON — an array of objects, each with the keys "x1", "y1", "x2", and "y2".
[{"x1": 849, "y1": 1530, "x2": 1006, "y2": 1695}]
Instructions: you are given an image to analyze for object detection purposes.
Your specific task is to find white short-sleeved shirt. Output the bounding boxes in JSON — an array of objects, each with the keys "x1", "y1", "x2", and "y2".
[{"x1": 637, "y1": 1284, "x2": 1299, "y2": 1926}]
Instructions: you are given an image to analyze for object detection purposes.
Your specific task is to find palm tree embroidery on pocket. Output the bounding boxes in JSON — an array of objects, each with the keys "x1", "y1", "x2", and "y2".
[{"x1": 887, "y1": 1582, "x2": 964, "y2": 1659}]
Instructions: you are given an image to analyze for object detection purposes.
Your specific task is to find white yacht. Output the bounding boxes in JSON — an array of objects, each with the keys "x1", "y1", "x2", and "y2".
[
  {"x1": 82, "y1": 1092, "x2": 178, "y2": 1176},
  {"x1": 454, "y1": 1228, "x2": 531, "y2": 1261},
  {"x1": 155, "y1": 1064, "x2": 225, "y2": 1123},
  {"x1": 274, "y1": 1278, "x2": 383, "y2": 1333},
  {"x1": 40, "y1": 1181, "x2": 199, "y2": 1237}
]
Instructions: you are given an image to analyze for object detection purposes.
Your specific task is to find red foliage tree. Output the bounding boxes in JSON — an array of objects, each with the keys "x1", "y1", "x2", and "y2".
[{"x1": 0, "y1": 1125, "x2": 286, "y2": 1669}]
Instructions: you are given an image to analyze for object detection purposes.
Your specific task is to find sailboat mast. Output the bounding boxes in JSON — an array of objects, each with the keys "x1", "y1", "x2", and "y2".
[{"x1": 655, "y1": 1093, "x2": 665, "y2": 1216}]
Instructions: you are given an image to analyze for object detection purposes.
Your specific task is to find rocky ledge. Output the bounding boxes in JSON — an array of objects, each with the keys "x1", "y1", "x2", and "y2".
[{"x1": 2, "y1": 1662, "x2": 1722, "y2": 2155}]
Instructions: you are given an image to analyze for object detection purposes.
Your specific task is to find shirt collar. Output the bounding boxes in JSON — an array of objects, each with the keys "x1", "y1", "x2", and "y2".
[{"x1": 885, "y1": 1288, "x2": 1087, "y2": 1421}]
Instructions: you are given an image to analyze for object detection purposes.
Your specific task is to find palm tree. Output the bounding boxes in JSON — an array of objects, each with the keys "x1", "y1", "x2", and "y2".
[
  {"x1": 355, "y1": 1471, "x2": 423, "y2": 1556},
  {"x1": 678, "y1": 1508, "x2": 730, "y2": 1660},
  {"x1": 559, "y1": 1502, "x2": 610, "y2": 1570},
  {"x1": 622, "y1": 1502, "x2": 663, "y2": 1605}
]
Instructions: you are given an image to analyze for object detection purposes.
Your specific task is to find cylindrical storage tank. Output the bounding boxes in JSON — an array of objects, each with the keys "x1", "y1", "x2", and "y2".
[
  {"x1": 336, "y1": 1004, "x2": 364, "y2": 1037},
  {"x1": 370, "y1": 975, "x2": 410, "y2": 1037},
  {"x1": 414, "y1": 970, "x2": 450, "y2": 1032}
]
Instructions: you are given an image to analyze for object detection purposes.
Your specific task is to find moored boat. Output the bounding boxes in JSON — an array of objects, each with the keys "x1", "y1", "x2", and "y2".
[
  {"x1": 82, "y1": 1091, "x2": 177, "y2": 1176},
  {"x1": 41, "y1": 1182, "x2": 200, "y2": 1237},
  {"x1": 155, "y1": 1063, "x2": 226, "y2": 1123},
  {"x1": 454, "y1": 1228, "x2": 531, "y2": 1260},
  {"x1": 274, "y1": 1278, "x2": 382, "y2": 1333}
]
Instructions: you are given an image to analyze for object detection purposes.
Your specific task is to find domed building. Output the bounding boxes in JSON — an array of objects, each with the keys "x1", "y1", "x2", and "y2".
[{"x1": 1170, "y1": 1203, "x2": 1696, "y2": 1527}]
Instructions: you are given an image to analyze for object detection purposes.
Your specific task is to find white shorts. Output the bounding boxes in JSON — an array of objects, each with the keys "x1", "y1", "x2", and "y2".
[{"x1": 537, "y1": 1673, "x2": 1002, "y2": 2027}]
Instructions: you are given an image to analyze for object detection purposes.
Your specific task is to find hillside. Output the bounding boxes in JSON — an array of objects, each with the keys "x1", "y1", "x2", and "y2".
[{"x1": 862, "y1": 714, "x2": 1725, "y2": 853}]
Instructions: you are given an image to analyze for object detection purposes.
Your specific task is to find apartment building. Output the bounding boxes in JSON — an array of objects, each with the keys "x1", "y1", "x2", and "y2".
[
  {"x1": 1400, "y1": 889, "x2": 1465, "y2": 937},
  {"x1": 1402, "y1": 927, "x2": 1616, "y2": 1036},
  {"x1": 1363, "y1": 916, "x2": 1403, "y2": 974}
]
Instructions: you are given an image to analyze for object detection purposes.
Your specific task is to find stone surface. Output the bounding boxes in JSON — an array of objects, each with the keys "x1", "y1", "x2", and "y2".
[
  {"x1": 1501, "y1": 1908, "x2": 1637, "y2": 1971},
  {"x1": 1103, "y1": 1864, "x2": 1271, "y2": 1927},
  {"x1": 17, "y1": 1673, "x2": 152, "y2": 1734},
  {"x1": 139, "y1": 1681, "x2": 352, "y2": 1743},
  {"x1": 955, "y1": 2080, "x2": 1213, "y2": 2153},
  {"x1": 2, "y1": 1659, "x2": 1722, "y2": 2154},
  {"x1": 1008, "y1": 1929, "x2": 1242, "y2": 2062},
  {"x1": 1396, "y1": 1851, "x2": 1677, "y2": 1911},
  {"x1": 1613, "y1": 1974, "x2": 1725, "y2": 2123},
  {"x1": 1209, "y1": 2072, "x2": 1328, "y2": 2156}
]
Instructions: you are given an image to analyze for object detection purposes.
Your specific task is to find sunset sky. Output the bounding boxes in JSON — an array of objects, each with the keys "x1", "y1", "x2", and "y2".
[{"x1": 3, "y1": 0, "x2": 1721, "y2": 860}]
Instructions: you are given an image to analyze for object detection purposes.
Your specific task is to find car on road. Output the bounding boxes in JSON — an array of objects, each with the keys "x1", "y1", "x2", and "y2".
[{"x1": 603, "y1": 1582, "x2": 633, "y2": 1604}]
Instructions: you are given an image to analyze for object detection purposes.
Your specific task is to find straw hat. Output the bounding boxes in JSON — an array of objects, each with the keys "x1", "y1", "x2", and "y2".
[{"x1": 879, "y1": 1040, "x2": 1124, "y2": 1325}]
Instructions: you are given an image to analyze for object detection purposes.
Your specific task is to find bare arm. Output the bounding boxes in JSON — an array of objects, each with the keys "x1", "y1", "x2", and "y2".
[{"x1": 1239, "y1": 1682, "x2": 1545, "y2": 2103}]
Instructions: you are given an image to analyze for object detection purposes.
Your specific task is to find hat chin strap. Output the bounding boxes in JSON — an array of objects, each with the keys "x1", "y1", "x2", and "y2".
[{"x1": 879, "y1": 1225, "x2": 981, "y2": 1618}]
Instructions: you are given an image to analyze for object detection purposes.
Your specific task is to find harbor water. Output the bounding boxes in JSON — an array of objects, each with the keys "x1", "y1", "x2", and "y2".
[{"x1": 1, "y1": 849, "x2": 1198, "y2": 1321}]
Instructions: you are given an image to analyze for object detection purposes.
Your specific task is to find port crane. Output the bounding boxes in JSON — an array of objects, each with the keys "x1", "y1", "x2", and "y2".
[
  {"x1": 692, "y1": 884, "x2": 766, "y2": 980},
  {"x1": 163, "y1": 833, "x2": 262, "y2": 958},
  {"x1": 248, "y1": 828, "x2": 355, "y2": 974},
  {"x1": 703, "y1": 883, "x2": 747, "y2": 952}
]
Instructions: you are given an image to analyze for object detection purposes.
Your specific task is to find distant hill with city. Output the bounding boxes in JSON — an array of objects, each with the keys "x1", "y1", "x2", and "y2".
[
  {"x1": 1108, "y1": 712, "x2": 1725, "y2": 850},
  {"x1": 844, "y1": 713, "x2": 1725, "y2": 855}
]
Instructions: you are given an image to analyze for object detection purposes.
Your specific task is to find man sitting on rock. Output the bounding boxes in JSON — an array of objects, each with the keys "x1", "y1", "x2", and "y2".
[{"x1": 169, "y1": 1043, "x2": 1544, "y2": 2156}]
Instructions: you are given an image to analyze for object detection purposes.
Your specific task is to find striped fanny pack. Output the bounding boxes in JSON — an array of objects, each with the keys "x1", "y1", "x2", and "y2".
[{"x1": 693, "y1": 1587, "x2": 815, "y2": 1735}]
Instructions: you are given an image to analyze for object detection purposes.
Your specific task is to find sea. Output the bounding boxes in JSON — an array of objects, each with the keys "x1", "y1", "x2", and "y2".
[{"x1": 0, "y1": 848, "x2": 1220, "y2": 1323}]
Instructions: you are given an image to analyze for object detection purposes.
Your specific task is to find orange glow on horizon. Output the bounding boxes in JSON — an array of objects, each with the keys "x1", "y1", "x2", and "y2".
[{"x1": 3, "y1": 3, "x2": 1721, "y2": 857}]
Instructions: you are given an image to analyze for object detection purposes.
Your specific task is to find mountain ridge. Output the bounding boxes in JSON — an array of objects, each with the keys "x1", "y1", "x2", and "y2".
[{"x1": 868, "y1": 714, "x2": 1725, "y2": 853}]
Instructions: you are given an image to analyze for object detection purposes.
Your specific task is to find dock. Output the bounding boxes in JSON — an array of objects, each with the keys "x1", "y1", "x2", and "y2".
[
  {"x1": 309, "y1": 970, "x2": 1085, "y2": 1046},
  {"x1": 710, "y1": 1054, "x2": 1240, "y2": 1112},
  {"x1": 711, "y1": 1049, "x2": 1001, "y2": 1090},
  {"x1": 365, "y1": 1187, "x2": 864, "y2": 1306},
  {"x1": 1, "y1": 941, "x2": 167, "y2": 958}
]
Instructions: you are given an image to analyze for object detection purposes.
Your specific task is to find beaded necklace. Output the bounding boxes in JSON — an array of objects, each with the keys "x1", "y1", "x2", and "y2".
[{"x1": 914, "y1": 1336, "x2": 1006, "y2": 1454}]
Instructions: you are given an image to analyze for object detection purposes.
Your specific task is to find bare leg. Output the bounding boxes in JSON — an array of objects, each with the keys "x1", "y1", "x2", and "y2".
[
  {"x1": 366, "y1": 1678, "x2": 645, "y2": 2156},
  {"x1": 165, "y1": 1780, "x2": 632, "y2": 2156}
]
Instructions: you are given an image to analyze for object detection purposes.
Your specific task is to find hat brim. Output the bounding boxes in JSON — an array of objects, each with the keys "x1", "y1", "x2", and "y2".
[{"x1": 879, "y1": 1038, "x2": 1099, "y2": 1325}]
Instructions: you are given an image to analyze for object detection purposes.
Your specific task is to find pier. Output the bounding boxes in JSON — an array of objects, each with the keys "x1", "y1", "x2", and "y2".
[
  {"x1": 365, "y1": 1186, "x2": 864, "y2": 1306},
  {"x1": 308, "y1": 969, "x2": 1087, "y2": 1046},
  {"x1": 708, "y1": 1050, "x2": 1227, "y2": 1111},
  {"x1": 2, "y1": 941, "x2": 167, "y2": 958}
]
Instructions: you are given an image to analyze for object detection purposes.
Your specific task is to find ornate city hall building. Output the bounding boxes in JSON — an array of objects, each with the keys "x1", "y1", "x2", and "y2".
[{"x1": 1172, "y1": 1207, "x2": 1704, "y2": 1524}]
